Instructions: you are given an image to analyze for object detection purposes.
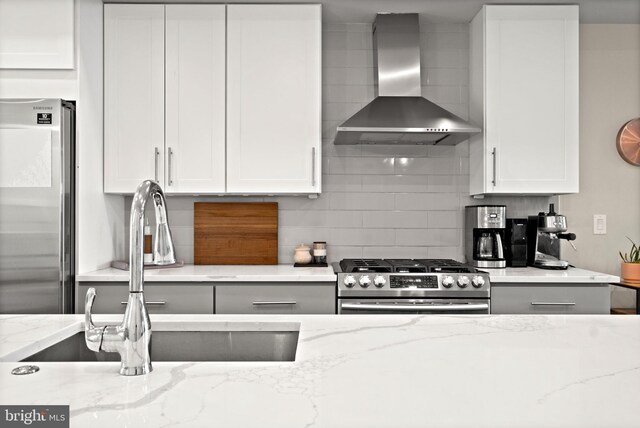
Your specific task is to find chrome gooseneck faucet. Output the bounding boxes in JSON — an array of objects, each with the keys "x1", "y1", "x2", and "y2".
[{"x1": 85, "y1": 180, "x2": 176, "y2": 375}]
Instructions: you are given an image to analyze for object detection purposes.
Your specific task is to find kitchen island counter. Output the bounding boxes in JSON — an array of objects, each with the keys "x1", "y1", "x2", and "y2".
[{"x1": 1, "y1": 314, "x2": 639, "y2": 428}]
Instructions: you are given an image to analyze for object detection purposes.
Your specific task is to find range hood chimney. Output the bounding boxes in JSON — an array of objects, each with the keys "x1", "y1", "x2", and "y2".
[{"x1": 334, "y1": 13, "x2": 481, "y2": 145}]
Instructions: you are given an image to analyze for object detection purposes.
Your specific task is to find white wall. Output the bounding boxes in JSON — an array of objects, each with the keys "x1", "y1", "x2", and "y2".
[
  {"x1": 75, "y1": 0, "x2": 125, "y2": 273},
  {"x1": 560, "y1": 24, "x2": 640, "y2": 308},
  {"x1": 0, "y1": 0, "x2": 125, "y2": 274}
]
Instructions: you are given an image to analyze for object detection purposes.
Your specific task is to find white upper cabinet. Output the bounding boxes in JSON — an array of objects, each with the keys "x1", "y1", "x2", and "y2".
[
  {"x1": 104, "y1": 4, "x2": 321, "y2": 195},
  {"x1": 469, "y1": 5, "x2": 579, "y2": 196},
  {"x1": 0, "y1": 0, "x2": 74, "y2": 69},
  {"x1": 165, "y1": 5, "x2": 226, "y2": 194},
  {"x1": 104, "y1": 4, "x2": 165, "y2": 193},
  {"x1": 226, "y1": 5, "x2": 322, "y2": 194}
]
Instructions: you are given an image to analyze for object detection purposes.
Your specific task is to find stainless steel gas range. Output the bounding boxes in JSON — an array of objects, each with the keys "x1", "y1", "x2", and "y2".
[{"x1": 334, "y1": 259, "x2": 491, "y2": 314}]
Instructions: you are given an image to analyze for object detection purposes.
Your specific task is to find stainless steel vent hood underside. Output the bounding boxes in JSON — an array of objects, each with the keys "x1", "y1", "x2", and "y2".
[{"x1": 334, "y1": 13, "x2": 480, "y2": 146}]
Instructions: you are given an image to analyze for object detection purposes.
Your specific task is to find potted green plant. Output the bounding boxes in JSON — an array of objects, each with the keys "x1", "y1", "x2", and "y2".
[{"x1": 619, "y1": 238, "x2": 640, "y2": 284}]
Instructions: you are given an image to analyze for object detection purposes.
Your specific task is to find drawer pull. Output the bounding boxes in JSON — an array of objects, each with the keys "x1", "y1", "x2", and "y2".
[
  {"x1": 121, "y1": 301, "x2": 166, "y2": 306},
  {"x1": 530, "y1": 302, "x2": 576, "y2": 306},
  {"x1": 252, "y1": 301, "x2": 297, "y2": 306}
]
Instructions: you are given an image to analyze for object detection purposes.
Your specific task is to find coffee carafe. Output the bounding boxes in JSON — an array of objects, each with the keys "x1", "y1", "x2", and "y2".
[
  {"x1": 526, "y1": 204, "x2": 576, "y2": 269},
  {"x1": 465, "y1": 206, "x2": 506, "y2": 268}
]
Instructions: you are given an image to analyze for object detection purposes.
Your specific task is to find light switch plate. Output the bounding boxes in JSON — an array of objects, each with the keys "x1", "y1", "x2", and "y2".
[{"x1": 593, "y1": 214, "x2": 607, "y2": 235}]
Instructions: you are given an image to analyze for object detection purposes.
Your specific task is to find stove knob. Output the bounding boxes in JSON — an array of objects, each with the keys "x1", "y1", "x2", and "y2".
[
  {"x1": 374, "y1": 275, "x2": 386, "y2": 288},
  {"x1": 442, "y1": 275, "x2": 454, "y2": 288},
  {"x1": 457, "y1": 276, "x2": 470, "y2": 288},
  {"x1": 359, "y1": 275, "x2": 371, "y2": 288},
  {"x1": 472, "y1": 276, "x2": 485, "y2": 288},
  {"x1": 344, "y1": 275, "x2": 356, "y2": 288}
]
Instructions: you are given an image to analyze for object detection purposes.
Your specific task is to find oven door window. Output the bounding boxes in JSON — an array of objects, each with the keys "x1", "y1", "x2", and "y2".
[{"x1": 339, "y1": 299, "x2": 490, "y2": 314}]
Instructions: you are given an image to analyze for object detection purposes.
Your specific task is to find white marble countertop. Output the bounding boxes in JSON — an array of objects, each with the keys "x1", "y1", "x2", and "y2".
[
  {"x1": 486, "y1": 266, "x2": 619, "y2": 284},
  {"x1": 77, "y1": 264, "x2": 618, "y2": 285},
  {"x1": 77, "y1": 264, "x2": 337, "y2": 283},
  {"x1": 2, "y1": 314, "x2": 640, "y2": 428}
]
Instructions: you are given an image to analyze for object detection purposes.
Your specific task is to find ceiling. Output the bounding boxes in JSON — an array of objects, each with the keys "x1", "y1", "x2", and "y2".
[{"x1": 106, "y1": 0, "x2": 640, "y2": 24}]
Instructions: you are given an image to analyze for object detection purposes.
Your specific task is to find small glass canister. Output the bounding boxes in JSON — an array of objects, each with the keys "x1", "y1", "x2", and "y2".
[{"x1": 312, "y1": 241, "x2": 327, "y2": 264}]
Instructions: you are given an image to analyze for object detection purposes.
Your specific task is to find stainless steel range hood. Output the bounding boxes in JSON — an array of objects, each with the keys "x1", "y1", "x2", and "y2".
[{"x1": 334, "y1": 13, "x2": 480, "y2": 146}]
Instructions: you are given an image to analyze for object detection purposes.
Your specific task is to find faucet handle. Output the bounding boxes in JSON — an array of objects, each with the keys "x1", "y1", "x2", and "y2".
[{"x1": 85, "y1": 288, "x2": 103, "y2": 352}]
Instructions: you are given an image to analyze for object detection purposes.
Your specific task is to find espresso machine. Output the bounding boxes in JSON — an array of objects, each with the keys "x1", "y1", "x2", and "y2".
[
  {"x1": 465, "y1": 206, "x2": 507, "y2": 268},
  {"x1": 527, "y1": 204, "x2": 576, "y2": 269}
]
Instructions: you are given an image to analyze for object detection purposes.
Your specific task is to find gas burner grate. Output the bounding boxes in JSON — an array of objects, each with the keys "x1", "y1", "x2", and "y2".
[
  {"x1": 414, "y1": 259, "x2": 477, "y2": 273},
  {"x1": 383, "y1": 259, "x2": 428, "y2": 273},
  {"x1": 339, "y1": 259, "x2": 393, "y2": 273}
]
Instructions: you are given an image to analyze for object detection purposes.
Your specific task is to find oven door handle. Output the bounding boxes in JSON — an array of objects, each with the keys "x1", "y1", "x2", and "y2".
[{"x1": 340, "y1": 303, "x2": 489, "y2": 312}]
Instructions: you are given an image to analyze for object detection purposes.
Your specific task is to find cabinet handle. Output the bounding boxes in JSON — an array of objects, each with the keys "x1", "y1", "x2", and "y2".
[
  {"x1": 121, "y1": 301, "x2": 166, "y2": 306},
  {"x1": 530, "y1": 302, "x2": 576, "y2": 306},
  {"x1": 154, "y1": 147, "x2": 160, "y2": 182},
  {"x1": 168, "y1": 147, "x2": 174, "y2": 186},
  {"x1": 491, "y1": 147, "x2": 497, "y2": 186},
  {"x1": 311, "y1": 147, "x2": 316, "y2": 187},
  {"x1": 252, "y1": 301, "x2": 297, "y2": 306}
]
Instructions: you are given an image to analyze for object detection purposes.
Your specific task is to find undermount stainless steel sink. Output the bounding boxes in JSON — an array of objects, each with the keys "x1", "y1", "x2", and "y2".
[{"x1": 22, "y1": 330, "x2": 300, "y2": 363}]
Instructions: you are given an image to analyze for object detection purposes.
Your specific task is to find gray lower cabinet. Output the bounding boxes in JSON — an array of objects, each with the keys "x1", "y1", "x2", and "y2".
[
  {"x1": 491, "y1": 283, "x2": 610, "y2": 314},
  {"x1": 76, "y1": 283, "x2": 214, "y2": 314},
  {"x1": 215, "y1": 283, "x2": 336, "y2": 314}
]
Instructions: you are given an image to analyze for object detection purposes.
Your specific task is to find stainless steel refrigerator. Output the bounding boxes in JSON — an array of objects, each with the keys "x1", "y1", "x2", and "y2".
[{"x1": 0, "y1": 99, "x2": 75, "y2": 313}]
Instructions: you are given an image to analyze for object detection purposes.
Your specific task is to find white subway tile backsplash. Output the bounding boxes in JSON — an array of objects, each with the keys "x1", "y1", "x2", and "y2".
[
  {"x1": 427, "y1": 145, "x2": 458, "y2": 158},
  {"x1": 422, "y1": 67, "x2": 465, "y2": 86},
  {"x1": 322, "y1": 139, "x2": 361, "y2": 158},
  {"x1": 395, "y1": 229, "x2": 459, "y2": 247},
  {"x1": 427, "y1": 246, "x2": 465, "y2": 260},
  {"x1": 395, "y1": 193, "x2": 459, "y2": 211},
  {"x1": 143, "y1": 23, "x2": 552, "y2": 265},
  {"x1": 422, "y1": 50, "x2": 465, "y2": 69},
  {"x1": 362, "y1": 210, "x2": 428, "y2": 229},
  {"x1": 322, "y1": 174, "x2": 362, "y2": 192},
  {"x1": 165, "y1": 210, "x2": 194, "y2": 227},
  {"x1": 329, "y1": 228, "x2": 396, "y2": 246},
  {"x1": 325, "y1": 156, "x2": 395, "y2": 175},
  {"x1": 279, "y1": 210, "x2": 362, "y2": 228},
  {"x1": 360, "y1": 145, "x2": 429, "y2": 158},
  {"x1": 423, "y1": 85, "x2": 462, "y2": 104},
  {"x1": 330, "y1": 192, "x2": 395, "y2": 211},
  {"x1": 273, "y1": 195, "x2": 332, "y2": 210},
  {"x1": 421, "y1": 31, "x2": 469, "y2": 51},
  {"x1": 362, "y1": 246, "x2": 430, "y2": 259},
  {"x1": 427, "y1": 175, "x2": 458, "y2": 193},
  {"x1": 361, "y1": 175, "x2": 429, "y2": 193},
  {"x1": 428, "y1": 210, "x2": 460, "y2": 228},
  {"x1": 394, "y1": 157, "x2": 459, "y2": 175},
  {"x1": 280, "y1": 227, "x2": 332, "y2": 246},
  {"x1": 324, "y1": 49, "x2": 373, "y2": 68}
]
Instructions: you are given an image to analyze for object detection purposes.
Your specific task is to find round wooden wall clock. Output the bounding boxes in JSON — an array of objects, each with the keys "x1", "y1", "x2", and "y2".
[{"x1": 616, "y1": 118, "x2": 640, "y2": 166}]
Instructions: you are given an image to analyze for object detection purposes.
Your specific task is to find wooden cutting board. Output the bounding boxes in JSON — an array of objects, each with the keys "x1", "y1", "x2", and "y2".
[{"x1": 194, "y1": 202, "x2": 278, "y2": 265}]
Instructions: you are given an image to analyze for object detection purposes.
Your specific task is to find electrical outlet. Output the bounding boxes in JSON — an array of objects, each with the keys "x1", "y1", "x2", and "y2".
[{"x1": 593, "y1": 214, "x2": 607, "y2": 235}]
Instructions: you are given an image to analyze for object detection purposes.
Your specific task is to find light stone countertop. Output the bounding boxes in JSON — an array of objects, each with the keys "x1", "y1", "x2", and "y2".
[
  {"x1": 76, "y1": 264, "x2": 337, "y2": 283},
  {"x1": 1, "y1": 314, "x2": 640, "y2": 428},
  {"x1": 77, "y1": 264, "x2": 618, "y2": 285},
  {"x1": 486, "y1": 266, "x2": 619, "y2": 284}
]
